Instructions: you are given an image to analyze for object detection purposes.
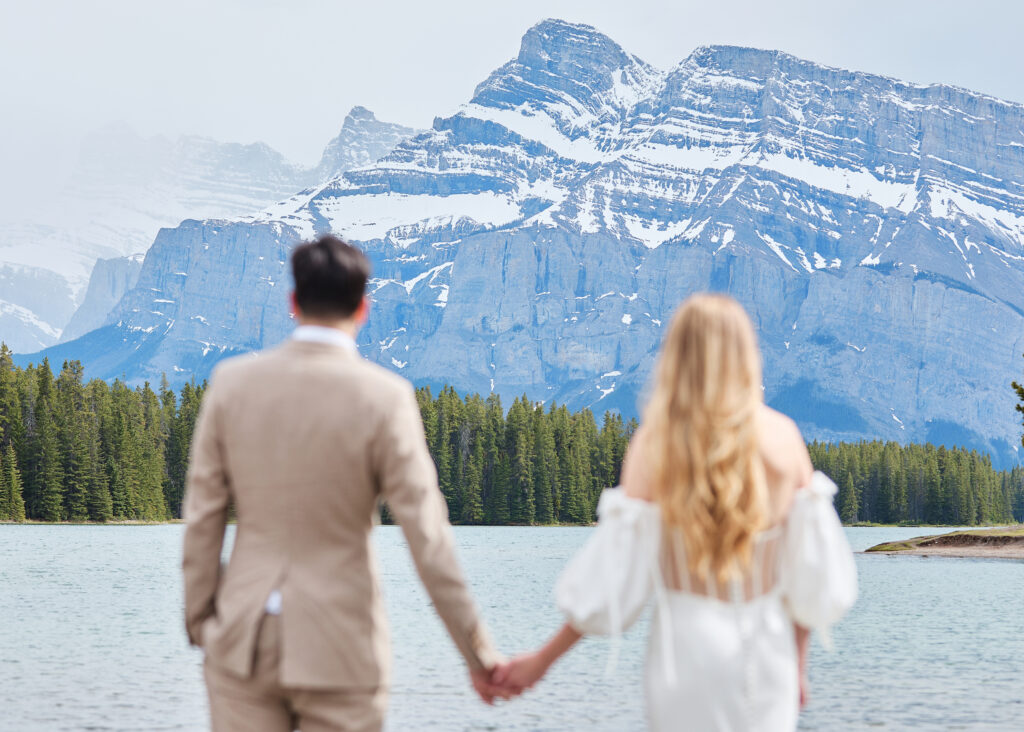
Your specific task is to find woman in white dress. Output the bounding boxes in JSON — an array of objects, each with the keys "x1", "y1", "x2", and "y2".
[{"x1": 495, "y1": 294, "x2": 857, "y2": 731}]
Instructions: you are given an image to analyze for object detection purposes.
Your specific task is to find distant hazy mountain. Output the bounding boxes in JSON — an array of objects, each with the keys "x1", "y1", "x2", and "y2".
[
  {"x1": 0, "y1": 108, "x2": 418, "y2": 352},
  {"x1": 60, "y1": 254, "x2": 145, "y2": 343},
  {"x1": 314, "y1": 106, "x2": 423, "y2": 180},
  {"x1": 33, "y1": 19, "x2": 1024, "y2": 466}
]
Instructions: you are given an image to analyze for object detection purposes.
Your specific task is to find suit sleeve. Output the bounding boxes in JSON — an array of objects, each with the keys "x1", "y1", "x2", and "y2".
[
  {"x1": 371, "y1": 382, "x2": 501, "y2": 672},
  {"x1": 181, "y1": 374, "x2": 231, "y2": 646}
]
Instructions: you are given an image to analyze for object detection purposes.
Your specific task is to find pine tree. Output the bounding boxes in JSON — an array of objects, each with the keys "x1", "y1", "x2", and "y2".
[
  {"x1": 839, "y1": 470, "x2": 859, "y2": 523},
  {"x1": 433, "y1": 387, "x2": 456, "y2": 516},
  {"x1": 483, "y1": 394, "x2": 509, "y2": 524},
  {"x1": 84, "y1": 383, "x2": 112, "y2": 523},
  {"x1": 924, "y1": 453, "x2": 943, "y2": 524},
  {"x1": 532, "y1": 404, "x2": 557, "y2": 524},
  {"x1": 417, "y1": 386, "x2": 438, "y2": 449},
  {"x1": 550, "y1": 404, "x2": 572, "y2": 522},
  {"x1": 575, "y1": 410, "x2": 601, "y2": 518},
  {"x1": 460, "y1": 439, "x2": 485, "y2": 524},
  {"x1": 879, "y1": 446, "x2": 900, "y2": 523},
  {"x1": 137, "y1": 383, "x2": 170, "y2": 520},
  {"x1": 893, "y1": 461, "x2": 908, "y2": 524},
  {"x1": 507, "y1": 396, "x2": 535, "y2": 524},
  {"x1": 86, "y1": 454, "x2": 112, "y2": 522},
  {"x1": 164, "y1": 381, "x2": 203, "y2": 518},
  {"x1": 0, "y1": 344, "x2": 24, "y2": 454},
  {"x1": 35, "y1": 413, "x2": 65, "y2": 521},
  {"x1": 3, "y1": 444, "x2": 26, "y2": 522},
  {"x1": 109, "y1": 462, "x2": 129, "y2": 520},
  {"x1": 53, "y1": 361, "x2": 91, "y2": 522},
  {"x1": 63, "y1": 417, "x2": 91, "y2": 522},
  {"x1": 158, "y1": 375, "x2": 178, "y2": 515},
  {"x1": 28, "y1": 360, "x2": 65, "y2": 521},
  {"x1": 0, "y1": 445, "x2": 7, "y2": 521},
  {"x1": 596, "y1": 412, "x2": 619, "y2": 489},
  {"x1": 562, "y1": 415, "x2": 595, "y2": 524}
]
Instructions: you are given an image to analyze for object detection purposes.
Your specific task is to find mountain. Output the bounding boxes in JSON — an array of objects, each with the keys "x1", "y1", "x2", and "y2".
[
  {"x1": 0, "y1": 108, "x2": 419, "y2": 352},
  {"x1": 33, "y1": 19, "x2": 1024, "y2": 466},
  {"x1": 314, "y1": 106, "x2": 420, "y2": 180},
  {"x1": 60, "y1": 254, "x2": 145, "y2": 342}
]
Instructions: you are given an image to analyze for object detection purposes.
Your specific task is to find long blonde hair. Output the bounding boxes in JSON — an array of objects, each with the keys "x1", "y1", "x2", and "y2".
[{"x1": 643, "y1": 294, "x2": 767, "y2": 582}]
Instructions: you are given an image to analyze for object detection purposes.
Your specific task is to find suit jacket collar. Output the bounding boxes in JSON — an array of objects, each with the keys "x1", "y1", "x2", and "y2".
[
  {"x1": 292, "y1": 325, "x2": 358, "y2": 352},
  {"x1": 280, "y1": 335, "x2": 359, "y2": 360}
]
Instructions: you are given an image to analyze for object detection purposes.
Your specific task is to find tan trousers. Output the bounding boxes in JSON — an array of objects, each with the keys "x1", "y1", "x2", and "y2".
[{"x1": 204, "y1": 615, "x2": 388, "y2": 732}]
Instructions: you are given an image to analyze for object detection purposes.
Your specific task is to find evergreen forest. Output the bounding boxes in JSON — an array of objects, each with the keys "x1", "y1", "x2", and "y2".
[{"x1": 0, "y1": 347, "x2": 1022, "y2": 526}]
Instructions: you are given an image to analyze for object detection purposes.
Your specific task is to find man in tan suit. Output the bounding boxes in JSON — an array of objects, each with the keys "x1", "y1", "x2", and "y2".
[{"x1": 182, "y1": 235, "x2": 506, "y2": 731}]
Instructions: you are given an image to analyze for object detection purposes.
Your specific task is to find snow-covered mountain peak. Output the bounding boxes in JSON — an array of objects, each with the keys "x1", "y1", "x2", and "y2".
[
  {"x1": 682, "y1": 44, "x2": 819, "y2": 76},
  {"x1": 346, "y1": 105, "x2": 377, "y2": 120},
  {"x1": 513, "y1": 19, "x2": 631, "y2": 72},
  {"x1": 315, "y1": 106, "x2": 419, "y2": 180},
  {"x1": 472, "y1": 19, "x2": 663, "y2": 139}
]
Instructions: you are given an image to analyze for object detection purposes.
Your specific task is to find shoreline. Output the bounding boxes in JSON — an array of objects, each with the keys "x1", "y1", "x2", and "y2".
[
  {"x1": 866, "y1": 526, "x2": 1024, "y2": 560},
  {"x1": 0, "y1": 519, "x2": 185, "y2": 526},
  {"x1": 0, "y1": 520, "x2": 591, "y2": 527}
]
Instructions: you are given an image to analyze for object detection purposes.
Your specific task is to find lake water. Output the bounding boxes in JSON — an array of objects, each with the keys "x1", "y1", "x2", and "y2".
[{"x1": 1, "y1": 525, "x2": 1021, "y2": 731}]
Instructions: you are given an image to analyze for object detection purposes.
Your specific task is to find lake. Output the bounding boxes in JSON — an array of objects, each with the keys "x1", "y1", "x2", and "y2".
[{"x1": 0, "y1": 525, "x2": 1021, "y2": 731}]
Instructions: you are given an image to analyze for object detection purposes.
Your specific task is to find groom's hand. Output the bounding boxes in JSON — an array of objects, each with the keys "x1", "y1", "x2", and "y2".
[
  {"x1": 471, "y1": 666, "x2": 516, "y2": 705},
  {"x1": 492, "y1": 652, "x2": 548, "y2": 692}
]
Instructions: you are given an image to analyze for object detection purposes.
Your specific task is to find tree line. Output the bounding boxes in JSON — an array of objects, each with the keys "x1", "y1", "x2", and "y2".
[
  {"x1": 411, "y1": 385, "x2": 634, "y2": 525},
  {"x1": 0, "y1": 348, "x2": 634, "y2": 525},
  {"x1": 0, "y1": 347, "x2": 202, "y2": 522},
  {"x1": 809, "y1": 441, "x2": 1023, "y2": 525},
  {"x1": 0, "y1": 346, "x2": 1022, "y2": 525}
]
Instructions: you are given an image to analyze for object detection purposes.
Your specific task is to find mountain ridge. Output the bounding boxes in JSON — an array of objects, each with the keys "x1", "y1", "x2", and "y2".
[
  {"x1": 0, "y1": 107, "x2": 421, "y2": 352},
  {"x1": 22, "y1": 18, "x2": 1024, "y2": 467}
]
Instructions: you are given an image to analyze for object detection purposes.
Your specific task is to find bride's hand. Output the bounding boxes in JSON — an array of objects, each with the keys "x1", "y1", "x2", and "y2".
[
  {"x1": 493, "y1": 651, "x2": 549, "y2": 692},
  {"x1": 799, "y1": 671, "x2": 810, "y2": 708}
]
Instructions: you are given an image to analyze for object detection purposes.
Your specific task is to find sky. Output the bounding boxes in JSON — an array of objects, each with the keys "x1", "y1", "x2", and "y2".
[{"x1": 1, "y1": 0, "x2": 1020, "y2": 218}]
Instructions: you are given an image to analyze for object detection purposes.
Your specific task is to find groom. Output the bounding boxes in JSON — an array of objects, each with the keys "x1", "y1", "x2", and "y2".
[{"x1": 182, "y1": 235, "x2": 506, "y2": 731}]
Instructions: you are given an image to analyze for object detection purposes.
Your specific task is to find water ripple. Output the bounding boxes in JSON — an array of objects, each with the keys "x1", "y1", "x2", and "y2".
[{"x1": 0, "y1": 525, "x2": 1021, "y2": 731}]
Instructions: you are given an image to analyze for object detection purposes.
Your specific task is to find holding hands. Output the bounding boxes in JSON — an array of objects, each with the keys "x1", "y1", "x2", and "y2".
[
  {"x1": 493, "y1": 651, "x2": 550, "y2": 694},
  {"x1": 471, "y1": 652, "x2": 549, "y2": 704},
  {"x1": 470, "y1": 667, "x2": 512, "y2": 705},
  {"x1": 471, "y1": 623, "x2": 582, "y2": 704}
]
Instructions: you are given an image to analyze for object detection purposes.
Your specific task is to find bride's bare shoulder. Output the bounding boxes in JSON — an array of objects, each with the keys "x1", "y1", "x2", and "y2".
[
  {"x1": 621, "y1": 426, "x2": 655, "y2": 502},
  {"x1": 757, "y1": 405, "x2": 802, "y2": 444},
  {"x1": 757, "y1": 405, "x2": 813, "y2": 487}
]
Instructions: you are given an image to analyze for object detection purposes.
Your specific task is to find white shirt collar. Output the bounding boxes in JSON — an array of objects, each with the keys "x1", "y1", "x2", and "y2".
[{"x1": 292, "y1": 325, "x2": 358, "y2": 352}]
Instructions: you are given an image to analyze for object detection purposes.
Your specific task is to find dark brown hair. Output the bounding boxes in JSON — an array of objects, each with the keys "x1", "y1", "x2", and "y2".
[{"x1": 290, "y1": 235, "x2": 370, "y2": 319}]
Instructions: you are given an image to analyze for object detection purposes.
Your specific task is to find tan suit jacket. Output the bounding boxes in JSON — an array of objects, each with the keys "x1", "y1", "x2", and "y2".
[{"x1": 182, "y1": 338, "x2": 499, "y2": 689}]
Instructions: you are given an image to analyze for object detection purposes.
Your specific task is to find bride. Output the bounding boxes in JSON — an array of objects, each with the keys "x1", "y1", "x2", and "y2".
[{"x1": 495, "y1": 294, "x2": 857, "y2": 731}]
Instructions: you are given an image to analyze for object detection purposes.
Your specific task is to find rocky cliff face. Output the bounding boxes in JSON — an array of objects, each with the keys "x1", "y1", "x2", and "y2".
[
  {"x1": 60, "y1": 255, "x2": 145, "y2": 342},
  {"x1": 315, "y1": 107, "x2": 418, "y2": 180},
  {"x1": 33, "y1": 19, "x2": 1024, "y2": 465},
  {"x1": 0, "y1": 108, "x2": 419, "y2": 352}
]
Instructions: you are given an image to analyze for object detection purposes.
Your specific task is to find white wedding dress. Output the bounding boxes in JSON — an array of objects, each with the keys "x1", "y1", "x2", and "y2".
[{"x1": 556, "y1": 472, "x2": 857, "y2": 732}]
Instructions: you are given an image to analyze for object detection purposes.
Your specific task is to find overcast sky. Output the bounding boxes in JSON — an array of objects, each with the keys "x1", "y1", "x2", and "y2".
[{"x1": 1, "y1": 0, "x2": 1020, "y2": 216}]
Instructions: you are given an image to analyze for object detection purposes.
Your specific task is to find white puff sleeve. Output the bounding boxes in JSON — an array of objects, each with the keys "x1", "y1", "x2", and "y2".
[
  {"x1": 780, "y1": 472, "x2": 858, "y2": 647},
  {"x1": 555, "y1": 489, "x2": 661, "y2": 637}
]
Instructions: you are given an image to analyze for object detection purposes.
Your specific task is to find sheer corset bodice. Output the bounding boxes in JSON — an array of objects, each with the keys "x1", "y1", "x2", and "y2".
[{"x1": 659, "y1": 524, "x2": 785, "y2": 603}]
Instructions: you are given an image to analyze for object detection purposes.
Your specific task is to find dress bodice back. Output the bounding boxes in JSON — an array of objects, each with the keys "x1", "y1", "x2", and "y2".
[{"x1": 659, "y1": 524, "x2": 785, "y2": 603}]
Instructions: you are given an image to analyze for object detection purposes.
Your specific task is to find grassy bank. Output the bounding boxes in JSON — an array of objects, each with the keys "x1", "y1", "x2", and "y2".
[{"x1": 866, "y1": 526, "x2": 1024, "y2": 557}]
